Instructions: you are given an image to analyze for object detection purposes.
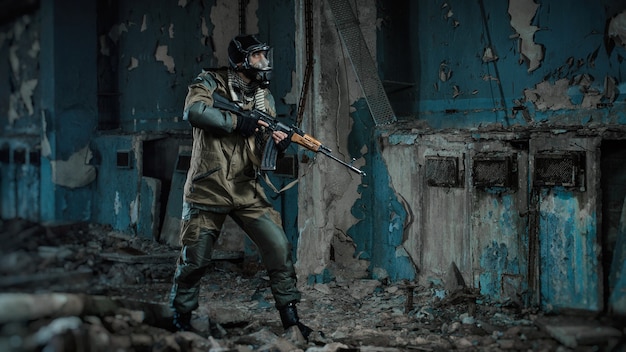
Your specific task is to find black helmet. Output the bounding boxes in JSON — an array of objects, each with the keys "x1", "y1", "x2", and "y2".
[{"x1": 228, "y1": 34, "x2": 273, "y2": 86}]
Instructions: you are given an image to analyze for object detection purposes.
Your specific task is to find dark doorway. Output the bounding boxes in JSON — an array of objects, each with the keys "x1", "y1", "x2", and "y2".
[{"x1": 600, "y1": 139, "x2": 626, "y2": 311}]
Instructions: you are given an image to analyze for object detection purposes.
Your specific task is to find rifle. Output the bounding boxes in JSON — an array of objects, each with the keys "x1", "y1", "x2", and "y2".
[{"x1": 212, "y1": 93, "x2": 366, "y2": 177}]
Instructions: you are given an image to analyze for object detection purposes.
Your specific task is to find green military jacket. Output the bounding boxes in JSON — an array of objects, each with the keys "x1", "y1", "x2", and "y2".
[{"x1": 182, "y1": 68, "x2": 276, "y2": 208}]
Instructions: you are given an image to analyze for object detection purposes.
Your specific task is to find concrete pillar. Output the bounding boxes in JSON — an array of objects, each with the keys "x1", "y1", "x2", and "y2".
[{"x1": 39, "y1": 0, "x2": 98, "y2": 222}]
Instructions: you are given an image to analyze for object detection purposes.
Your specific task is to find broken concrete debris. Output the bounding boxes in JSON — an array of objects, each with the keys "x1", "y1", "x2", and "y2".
[{"x1": 0, "y1": 218, "x2": 623, "y2": 351}]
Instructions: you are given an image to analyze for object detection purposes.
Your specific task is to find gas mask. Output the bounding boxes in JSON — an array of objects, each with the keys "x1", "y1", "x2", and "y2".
[
  {"x1": 242, "y1": 48, "x2": 273, "y2": 87},
  {"x1": 228, "y1": 35, "x2": 273, "y2": 88}
]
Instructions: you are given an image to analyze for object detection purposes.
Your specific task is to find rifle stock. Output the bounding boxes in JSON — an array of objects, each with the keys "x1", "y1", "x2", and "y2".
[
  {"x1": 211, "y1": 93, "x2": 366, "y2": 177},
  {"x1": 290, "y1": 131, "x2": 322, "y2": 152}
]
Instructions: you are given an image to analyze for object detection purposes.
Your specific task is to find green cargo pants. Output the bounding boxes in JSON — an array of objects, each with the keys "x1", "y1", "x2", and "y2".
[{"x1": 169, "y1": 201, "x2": 301, "y2": 314}]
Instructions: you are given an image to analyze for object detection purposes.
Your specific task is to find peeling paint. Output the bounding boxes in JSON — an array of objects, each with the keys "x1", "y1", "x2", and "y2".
[
  {"x1": 210, "y1": 0, "x2": 240, "y2": 68},
  {"x1": 604, "y1": 76, "x2": 618, "y2": 102},
  {"x1": 141, "y1": 15, "x2": 148, "y2": 32},
  {"x1": 508, "y1": 0, "x2": 544, "y2": 72},
  {"x1": 27, "y1": 39, "x2": 38, "y2": 59},
  {"x1": 209, "y1": 0, "x2": 260, "y2": 67},
  {"x1": 608, "y1": 11, "x2": 626, "y2": 50},
  {"x1": 524, "y1": 74, "x2": 618, "y2": 111},
  {"x1": 130, "y1": 195, "x2": 139, "y2": 225},
  {"x1": 539, "y1": 185, "x2": 600, "y2": 311},
  {"x1": 50, "y1": 146, "x2": 97, "y2": 189},
  {"x1": 283, "y1": 71, "x2": 299, "y2": 105},
  {"x1": 114, "y1": 191, "x2": 122, "y2": 216},
  {"x1": 7, "y1": 27, "x2": 39, "y2": 123},
  {"x1": 154, "y1": 45, "x2": 175, "y2": 73},
  {"x1": 108, "y1": 23, "x2": 128, "y2": 43},
  {"x1": 8, "y1": 94, "x2": 20, "y2": 125},
  {"x1": 439, "y1": 62, "x2": 452, "y2": 82},
  {"x1": 128, "y1": 57, "x2": 139, "y2": 71},
  {"x1": 479, "y1": 242, "x2": 511, "y2": 299},
  {"x1": 40, "y1": 111, "x2": 50, "y2": 157},
  {"x1": 9, "y1": 45, "x2": 19, "y2": 79},
  {"x1": 19, "y1": 79, "x2": 37, "y2": 115},
  {"x1": 99, "y1": 35, "x2": 110, "y2": 56},
  {"x1": 482, "y1": 47, "x2": 498, "y2": 63},
  {"x1": 200, "y1": 17, "x2": 209, "y2": 46},
  {"x1": 524, "y1": 79, "x2": 574, "y2": 111}
]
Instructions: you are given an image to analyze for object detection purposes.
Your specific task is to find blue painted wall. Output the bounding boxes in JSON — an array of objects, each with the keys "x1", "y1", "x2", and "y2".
[
  {"x1": 379, "y1": 0, "x2": 626, "y2": 128},
  {"x1": 348, "y1": 99, "x2": 416, "y2": 282},
  {"x1": 39, "y1": 0, "x2": 98, "y2": 222}
]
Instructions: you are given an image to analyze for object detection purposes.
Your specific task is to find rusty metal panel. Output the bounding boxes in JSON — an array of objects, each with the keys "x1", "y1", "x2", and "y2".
[
  {"x1": 469, "y1": 143, "x2": 529, "y2": 305},
  {"x1": 530, "y1": 136, "x2": 602, "y2": 312}
]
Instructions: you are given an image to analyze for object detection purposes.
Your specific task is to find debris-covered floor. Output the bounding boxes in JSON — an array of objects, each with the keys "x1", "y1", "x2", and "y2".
[{"x1": 0, "y1": 219, "x2": 624, "y2": 352}]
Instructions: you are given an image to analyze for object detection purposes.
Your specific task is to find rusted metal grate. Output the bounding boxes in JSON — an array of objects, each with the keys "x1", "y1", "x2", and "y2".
[
  {"x1": 473, "y1": 155, "x2": 516, "y2": 188},
  {"x1": 534, "y1": 152, "x2": 584, "y2": 187},
  {"x1": 425, "y1": 156, "x2": 460, "y2": 187},
  {"x1": 327, "y1": 0, "x2": 396, "y2": 125}
]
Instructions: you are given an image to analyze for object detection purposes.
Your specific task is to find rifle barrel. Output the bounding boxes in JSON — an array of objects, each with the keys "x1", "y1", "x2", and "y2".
[{"x1": 319, "y1": 148, "x2": 367, "y2": 177}]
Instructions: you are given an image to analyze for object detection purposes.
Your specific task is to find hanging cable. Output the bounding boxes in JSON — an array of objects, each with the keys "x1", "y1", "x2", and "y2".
[
  {"x1": 296, "y1": 0, "x2": 313, "y2": 127},
  {"x1": 239, "y1": 0, "x2": 248, "y2": 34}
]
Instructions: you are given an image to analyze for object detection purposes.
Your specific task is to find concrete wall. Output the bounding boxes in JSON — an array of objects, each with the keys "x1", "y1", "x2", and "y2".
[
  {"x1": 302, "y1": 0, "x2": 626, "y2": 313},
  {"x1": 1, "y1": 0, "x2": 626, "y2": 313}
]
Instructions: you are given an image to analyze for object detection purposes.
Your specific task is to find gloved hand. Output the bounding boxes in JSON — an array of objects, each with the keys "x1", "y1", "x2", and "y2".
[{"x1": 235, "y1": 111, "x2": 260, "y2": 137}]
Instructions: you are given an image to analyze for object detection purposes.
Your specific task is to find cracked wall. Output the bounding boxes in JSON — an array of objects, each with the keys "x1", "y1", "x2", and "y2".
[{"x1": 374, "y1": 0, "x2": 626, "y2": 308}]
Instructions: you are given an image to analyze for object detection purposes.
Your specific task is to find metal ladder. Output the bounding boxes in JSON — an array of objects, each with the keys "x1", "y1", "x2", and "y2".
[{"x1": 327, "y1": 0, "x2": 396, "y2": 125}]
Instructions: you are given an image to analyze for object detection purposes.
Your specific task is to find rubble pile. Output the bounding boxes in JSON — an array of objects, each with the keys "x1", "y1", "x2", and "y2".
[{"x1": 0, "y1": 218, "x2": 624, "y2": 351}]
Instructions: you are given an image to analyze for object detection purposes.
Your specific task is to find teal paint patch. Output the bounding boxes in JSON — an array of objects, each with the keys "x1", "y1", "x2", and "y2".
[
  {"x1": 91, "y1": 135, "x2": 141, "y2": 233},
  {"x1": 347, "y1": 99, "x2": 416, "y2": 282},
  {"x1": 388, "y1": 134, "x2": 418, "y2": 146},
  {"x1": 474, "y1": 189, "x2": 529, "y2": 304},
  {"x1": 539, "y1": 188, "x2": 600, "y2": 311},
  {"x1": 496, "y1": 196, "x2": 515, "y2": 237},
  {"x1": 479, "y1": 242, "x2": 509, "y2": 299}
]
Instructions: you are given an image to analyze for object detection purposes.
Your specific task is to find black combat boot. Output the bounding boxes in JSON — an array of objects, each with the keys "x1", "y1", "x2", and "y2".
[
  {"x1": 278, "y1": 302, "x2": 313, "y2": 339},
  {"x1": 172, "y1": 311, "x2": 193, "y2": 331}
]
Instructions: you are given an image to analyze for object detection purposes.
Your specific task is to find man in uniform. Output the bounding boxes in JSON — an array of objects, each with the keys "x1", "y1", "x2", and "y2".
[{"x1": 168, "y1": 34, "x2": 313, "y2": 339}]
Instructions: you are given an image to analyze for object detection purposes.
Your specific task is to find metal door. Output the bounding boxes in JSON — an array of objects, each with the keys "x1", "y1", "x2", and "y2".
[{"x1": 530, "y1": 135, "x2": 602, "y2": 312}]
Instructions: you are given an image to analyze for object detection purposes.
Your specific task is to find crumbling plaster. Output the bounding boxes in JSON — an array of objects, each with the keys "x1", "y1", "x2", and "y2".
[
  {"x1": 294, "y1": 0, "x2": 373, "y2": 282},
  {"x1": 513, "y1": 3, "x2": 626, "y2": 117},
  {"x1": 209, "y1": 0, "x2": 252, "y2": 68},
  {"x1": 609, "y1": 11, "x2": 626, "y2": 50},
  {"x1": 2, "y1": 15, "x2": 39, "y2": 130},
  {"x1": 508, "y1": 0, "x2": 544, "y2": 73}
]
